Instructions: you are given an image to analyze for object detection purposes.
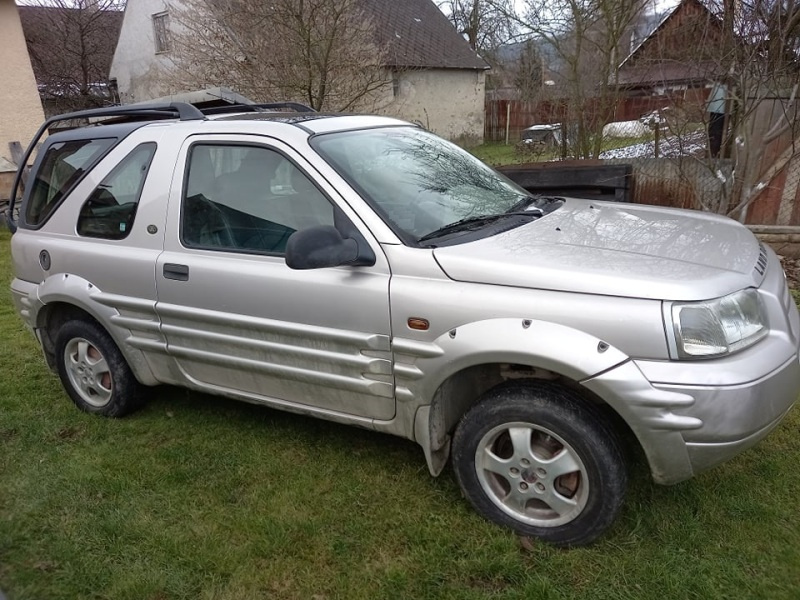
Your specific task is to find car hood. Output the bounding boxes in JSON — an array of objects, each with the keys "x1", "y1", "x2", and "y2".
[{"x1": 432, "y1": 199, "x2": 765, "y2": 301}]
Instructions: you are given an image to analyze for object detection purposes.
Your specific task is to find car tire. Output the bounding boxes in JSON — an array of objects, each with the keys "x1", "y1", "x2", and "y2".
[
  {"x1": 54, "y1": 319, "x2": 146, "y2": 417},
  {"x1": 452, "y1": 381, "x2": 627, "y2": 547}
]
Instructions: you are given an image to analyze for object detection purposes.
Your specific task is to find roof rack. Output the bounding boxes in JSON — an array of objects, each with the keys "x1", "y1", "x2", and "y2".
[
  {"x1": 7, "y1": 102, "x2": 204, "y2": 232},
  {"x1": 201, "y1": 102, "x2": 316, "y2": 116}
]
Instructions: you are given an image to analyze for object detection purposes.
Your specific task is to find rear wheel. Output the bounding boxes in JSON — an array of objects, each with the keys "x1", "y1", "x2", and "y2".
[
  {"x1": 54, "y1": 320, "x2": 146, "y2": 417},
  {"x1": 452, "y1": 382, "x2": 627, "y2": 547}
]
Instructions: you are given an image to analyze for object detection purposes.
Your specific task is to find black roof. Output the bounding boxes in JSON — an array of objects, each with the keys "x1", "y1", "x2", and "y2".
[
  {"x1": 367, "y1": 0, "x2": 489, "y2": 70},
  {"x1": 215, "y1": 113, "x2": 337, "y2": 124},
  {"x1": 44, "y1": 121, "x2": 148, "y2": 145}
]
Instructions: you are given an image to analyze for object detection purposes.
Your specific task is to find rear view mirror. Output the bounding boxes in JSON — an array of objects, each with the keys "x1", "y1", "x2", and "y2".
[{"x1": 285, "y1": 225, "x2": 374, "y2": 270}]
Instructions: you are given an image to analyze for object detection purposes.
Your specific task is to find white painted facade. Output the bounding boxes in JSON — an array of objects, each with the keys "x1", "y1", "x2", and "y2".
[
  {"x1": 380, "y1": 68, "x2": 486, "y2": 142},
  {"x1": 110, "y1": 2, "x2": 487, "y2": 141},
  {"x1": 109, "y1": 0, "x2": 175, "y2": 103},
  {"x1": 0, "y1": 0, "x2": 46, "y2": 166}
]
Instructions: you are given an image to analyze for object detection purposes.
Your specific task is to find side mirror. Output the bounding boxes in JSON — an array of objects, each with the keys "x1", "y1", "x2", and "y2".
[{"x1": 285, "y1": 225, "x2": 375, "y2": 270}]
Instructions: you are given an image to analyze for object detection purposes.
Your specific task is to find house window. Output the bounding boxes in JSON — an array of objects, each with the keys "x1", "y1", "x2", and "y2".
[{"x1": 152, "y1": 12, "x2": 170, "y2": 54}]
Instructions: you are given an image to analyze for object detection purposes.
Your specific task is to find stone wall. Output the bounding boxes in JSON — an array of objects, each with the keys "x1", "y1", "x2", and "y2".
[{"x1": 751, "y1": 226, "x2": 800, "y2": 258}]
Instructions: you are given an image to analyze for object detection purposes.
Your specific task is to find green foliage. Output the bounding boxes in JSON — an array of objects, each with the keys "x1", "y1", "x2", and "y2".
[{"x1": 1, "y1": 230, "x2": 799, "y2": 599}]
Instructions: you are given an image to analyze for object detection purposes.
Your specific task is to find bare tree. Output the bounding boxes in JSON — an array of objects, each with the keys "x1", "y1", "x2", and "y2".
[
  {"x1": 17, "y1": 0, "x2": 125, "y2": 115},
  {"x1": 438, "y1": 0, "x2": 517, "y2": 52},
  {"x1": 715, "y1": 0, "x2": 800, "y2": 216},
  {"x1": 512, "y1": 39, "x2": 544, "y2": 101},
  {"x1": 641, "y1": 1, "x2": 800, "y2": 216},
  {"x1": 481, "y1": 0, "x2": 799, "y2": 220},
  {"x1": 761, "y1": 0, "x2": 800, "y2": 73},
  {"x1": 509, "y1": 0, "x2": 647, "y2": 158},
  {"x1": 437, "y1": 0, "x2": 520, "y2": 98},
  {"x1": 162, "y1": 0, "x2": 392, "y2": 112}
]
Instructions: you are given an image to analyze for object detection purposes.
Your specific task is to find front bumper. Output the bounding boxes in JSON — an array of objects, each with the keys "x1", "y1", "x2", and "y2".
[
  {"x1": 583, "y1": 247, "x2": 800, "y2": 485},
  {"x1": 582, "y1": 332, "x2": 799, "y2": 485}
]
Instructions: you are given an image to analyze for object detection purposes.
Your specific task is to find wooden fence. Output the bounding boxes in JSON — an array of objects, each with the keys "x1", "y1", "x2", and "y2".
[
  {"x1": 487, "y1": 92, "x2": 800, "y2": 227},
  {"x1": 484, "y1": 93, "x2": 705, "y2": 142}
]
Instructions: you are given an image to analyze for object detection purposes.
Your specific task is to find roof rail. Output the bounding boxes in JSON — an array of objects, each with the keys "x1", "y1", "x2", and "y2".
[
  {"x1": 7, "y1": 102, "x2": 204, "y2": 232},
  {"x1": 201, "y1": 102, "x2": 316, "y2": 116}
]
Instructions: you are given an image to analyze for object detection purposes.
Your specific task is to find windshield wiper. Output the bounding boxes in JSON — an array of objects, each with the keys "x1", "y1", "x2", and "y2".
[
  {"x1": 504, "y1": 194, "x2": 564, "y2": 214},
  {"x1": 417, "y1": 211, "x2": 541, "y2": 245},
  {"x1": 505, "y1": 196, "x2": 542, "y2": 213}
]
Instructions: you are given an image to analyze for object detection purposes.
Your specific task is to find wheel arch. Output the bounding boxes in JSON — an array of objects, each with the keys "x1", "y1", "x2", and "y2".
[
  {"x1": 37, "y1": 301, "x2": 101, "y2": 368},
  {"x1": 32, "y1": 274, "x2": 159, "y2": 386},
  {"x1": 409, "y1": 318, "x2": 634, "y2": 476}
]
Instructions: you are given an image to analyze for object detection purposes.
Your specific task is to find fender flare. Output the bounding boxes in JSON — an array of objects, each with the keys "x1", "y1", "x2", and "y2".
[
  {"x1": 32, "y1": 273, "x2": 160, "y2": 385},
  {"x1": 407, "y1": 318, "x2": 629, "y2": 476}
]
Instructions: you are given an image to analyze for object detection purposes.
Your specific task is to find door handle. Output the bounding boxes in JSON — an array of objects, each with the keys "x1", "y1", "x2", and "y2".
[{"x1": 163, "y1": 263, "x2": 189, "y2": 281}]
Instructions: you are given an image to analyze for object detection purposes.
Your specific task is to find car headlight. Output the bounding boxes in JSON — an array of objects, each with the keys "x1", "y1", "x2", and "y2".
[{"x1": 668, "y1": 288, "x2": 768, "y2": 359}]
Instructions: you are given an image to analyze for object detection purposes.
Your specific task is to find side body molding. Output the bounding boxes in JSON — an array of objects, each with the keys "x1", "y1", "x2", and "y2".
[{"x1": 31, "y1": 274, "x2": 162, "y2": 386}]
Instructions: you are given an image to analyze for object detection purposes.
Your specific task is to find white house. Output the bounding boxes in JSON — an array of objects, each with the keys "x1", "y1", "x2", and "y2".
[
  {"x1": 109, "y1": 0, "x2": 489, "y2": 141},
  {"x1": 0, "y1": 0, "x2": 46, "y2": 197},
  {"x1": 108, "y1": 0, "x2": 174, "y2": 105}
]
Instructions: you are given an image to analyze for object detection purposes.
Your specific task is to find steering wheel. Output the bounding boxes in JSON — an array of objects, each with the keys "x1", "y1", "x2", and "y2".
[{"x1": 186, "y1": 195, "x2": 237, "y2": 248}]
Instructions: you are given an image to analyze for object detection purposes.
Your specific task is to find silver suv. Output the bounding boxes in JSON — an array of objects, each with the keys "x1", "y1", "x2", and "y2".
[{"x1": 9, "y1": 103, "x2": 800, "y2": 546}]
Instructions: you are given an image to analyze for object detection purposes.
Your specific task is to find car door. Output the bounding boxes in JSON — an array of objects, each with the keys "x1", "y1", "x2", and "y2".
[{"x1": 155, "y1": 135, "x2": 395, "y2": 421}]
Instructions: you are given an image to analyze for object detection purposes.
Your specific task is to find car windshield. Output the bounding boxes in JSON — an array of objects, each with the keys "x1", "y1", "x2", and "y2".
[{"x1": 312, "y1": 127, "x2": 546, "y2": 244}]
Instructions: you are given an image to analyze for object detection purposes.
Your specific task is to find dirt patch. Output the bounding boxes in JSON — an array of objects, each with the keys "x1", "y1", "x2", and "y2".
[{"x1": 51, "y1": 425, "x2": 85, "y2": 443}]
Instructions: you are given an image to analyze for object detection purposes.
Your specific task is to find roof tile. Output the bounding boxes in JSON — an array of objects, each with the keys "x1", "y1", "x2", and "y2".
[{"x1": 365, "y1": 0, "x2": 488, "y2": 70}]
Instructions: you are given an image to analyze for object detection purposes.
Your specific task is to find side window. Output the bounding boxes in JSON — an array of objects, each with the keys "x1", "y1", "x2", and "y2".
[
  {"x1": 25, "y1": 138, "x2": 116, "y2": 227},
  {"x1": 182, "y1": 144, "x2": 335, "y2": 254},
  {"x1": 77, "y1": 143, "x2": 157, "y2": 239}
]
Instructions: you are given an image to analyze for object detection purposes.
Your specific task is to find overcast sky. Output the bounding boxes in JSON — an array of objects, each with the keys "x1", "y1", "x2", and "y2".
[{"x1": 15, "y1": 0, "x2": 684, "y2": 19}]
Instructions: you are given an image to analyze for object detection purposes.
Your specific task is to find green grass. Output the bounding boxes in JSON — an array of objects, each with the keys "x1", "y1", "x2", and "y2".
[
  {"x1": 470, "y1": 143, "x2": 530, "y2": 166},
  {"x1": 1, "y1": 228, "x2": 800, "y2": 599},
  {"x1": 470, "y1": 135, "x2": 655, "y2": 167}
]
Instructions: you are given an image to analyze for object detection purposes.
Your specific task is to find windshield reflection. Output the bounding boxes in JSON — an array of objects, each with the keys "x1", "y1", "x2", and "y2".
[{"x1": 313, "y1": 127, "x2": 542, "y2": 244}]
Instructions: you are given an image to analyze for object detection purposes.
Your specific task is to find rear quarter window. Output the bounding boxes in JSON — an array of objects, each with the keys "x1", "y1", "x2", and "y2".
[
  {"x1": 24, "y1": 138, "x2": 116, "y2": 227},
  {"x1": 77, "y1": 143, "x2": 157, "y2": 240}
]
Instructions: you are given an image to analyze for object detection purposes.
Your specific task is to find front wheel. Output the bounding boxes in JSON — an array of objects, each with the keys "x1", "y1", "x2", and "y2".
[
  {"x1": 54, "y1": 319, "x2": 146, "y2": 417},
  {"x1": 452, "y1": 382, "x2": 627, "y2": 547}
]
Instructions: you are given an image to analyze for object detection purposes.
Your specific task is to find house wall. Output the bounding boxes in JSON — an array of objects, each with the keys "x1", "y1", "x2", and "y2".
[
  {"x1": 110, "y1": 0, "x2": 175, "y2": 103},
  {"x1": 111, "y1": 3, "x2": 487, "y2": 143},
  {"x1": 0, "y1": 0, "x2": 46, "y2": 168},
  {"x1": 378, "y1": 69, "x2": 486, "y2": 143}
]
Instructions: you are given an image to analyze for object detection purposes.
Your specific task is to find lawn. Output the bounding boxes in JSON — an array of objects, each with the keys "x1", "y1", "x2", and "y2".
[
  {"x1": 1, "y1": 228, "x2": 799, "y2": 599},
  {"x1": 469, "y1": 142, "x2": 532, "y2": 166}
]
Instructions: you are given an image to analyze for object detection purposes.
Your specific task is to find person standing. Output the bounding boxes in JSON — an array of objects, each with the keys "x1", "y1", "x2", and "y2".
[{"x1": 707, "y1": 81, "x2": 727, "y2": 158}]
